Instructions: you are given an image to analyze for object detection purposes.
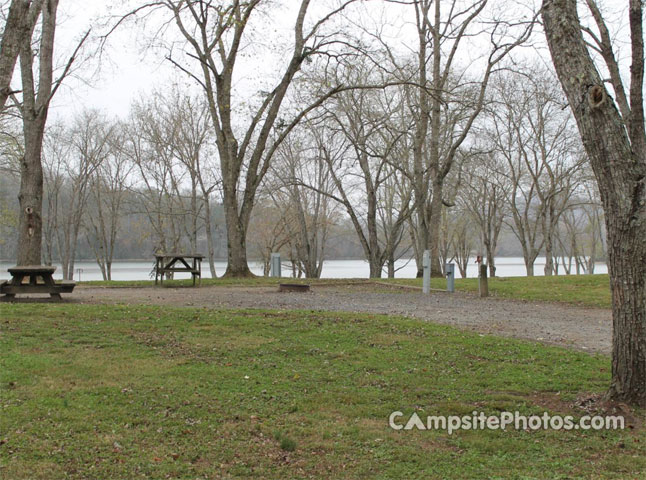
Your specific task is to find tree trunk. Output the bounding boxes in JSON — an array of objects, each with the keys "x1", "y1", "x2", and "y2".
[
  {"x1": 190, "y1": 178, "x2": 198, "y2": 253},
  {"x1": 525, "y1": 258, "x2": 534, "y2": 277},
  {"x1": 16, "y1": 0, "x2": 59, "y2": 267},
  {"x1": 225, "y1": 225, "x2": 252, "y2": 276},
  {"x1": 223, "y1": 193, "x2": 253, "y2": 277},
  {"x1": 543, "y1": 0, "x2": 646, "y2": 405},
  {"x1": 387, "y1": 252, "x2": 395, "y2": 279},
  {"x1": 98, "y1": 259, "x2": 107, "y2": 281},
  {"x1": 16, "y1": 115, "x2": 45, "y2": 265},
  {"x1": 486, "y1": 248, "x2": 496, "y2": 278},
  {"x1": 414, "y1": 212, "x2": 429, "y2": 278},
  {"x1": 66, "y1": 218, "x2": 82, "y2": 280},
  {"x1": 366, "y1": 184, "x2": 383, "y2": 279},
  {"x1": 202, "y1": 195, "x2": 217, "y2": 278},
  {"x1": 368, "y1": 258, "x2": 382, "y2": 279},
  {"x1": 607, "y1": 227, "x2": 646, "y2": 403},
  {"x1": 428, "y1": 187, "x2": 444, "y2": 277},
  {"x1": 544, "y1": 220, "x2": 554, "y2": 276}
]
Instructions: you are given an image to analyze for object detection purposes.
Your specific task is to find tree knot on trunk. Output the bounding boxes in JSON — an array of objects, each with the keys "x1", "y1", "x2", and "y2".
[{"x1": 587, "y1": 85, "x2": 606, "y2": 109}]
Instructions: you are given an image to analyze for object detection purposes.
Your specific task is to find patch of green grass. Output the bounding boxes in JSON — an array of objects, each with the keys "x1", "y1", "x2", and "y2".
[
  {"x1": 1, "y1": 303, "x2": 637, "y2": 479},
  {"x1": 387, "y1": 274, "x2": 612, "y2": 308},
  {"x1": 273, "y1": 431, "x2": 297, "y2": 452}
]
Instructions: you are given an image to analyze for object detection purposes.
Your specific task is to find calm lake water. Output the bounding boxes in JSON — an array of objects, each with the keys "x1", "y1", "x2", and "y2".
[{"x1": 0, "y1": 257, "x2": 607, "y2": 281}]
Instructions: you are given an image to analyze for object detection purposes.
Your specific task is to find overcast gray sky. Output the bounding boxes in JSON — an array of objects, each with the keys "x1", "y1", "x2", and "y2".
[{"x1": 49, "y1": 0, "x2": 177, "y2": 120}]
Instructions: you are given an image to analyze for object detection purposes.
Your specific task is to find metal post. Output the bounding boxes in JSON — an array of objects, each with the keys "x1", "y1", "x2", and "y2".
[
  {"x1": 422, "y1": 250, "x2": 430, "y2": 294},
  {"x1": 479, "y1": 263, "x2": 489, "y2": 297},
  {"x1": 270, "y1": 253, "x2": 281, "y2": 278},
  {"x1": 445, "y1": 263, "x2": 455, "y2": 293}
]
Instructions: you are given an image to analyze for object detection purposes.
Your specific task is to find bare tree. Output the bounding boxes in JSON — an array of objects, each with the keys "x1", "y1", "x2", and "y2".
[
  {"x1": 488, "y1": 72, "x2": 584, "y2": 276},
  {"x1": 313, "y1": 63, "x2": 414, "y2": 278},
  {"x1": 444, "y1": 207, "x2": 475, "y2": 278},
  {"x1": 133, "y1": 0, "x2": 359, "y2": 276},
  {"x1": 379, "y1": 159, "x2": 414, "y2": 278},
  {"x1": 460, "y1": 152, "x2": 509, "y2": 277},
  {"x1": 515, "y1": 74, "x2": 587, "y2": 275},
  {"x1": 158, "y1": 91, "x2": 220, "y2": 277},
  {"x1": 84, "y1": 124, "x2": 133, "y2": 281},
  {"x1": 489, "y1": 79, "x2": 544, "y2": 276},
  {"x1": 555, "y1": 207, "x2": 585, "y2": 274},
  {"x1": 270, "y1": 131, "x2": 338, "y2": 278},
  {"x1": 56, "y1": 111, "x2": 110, "y2": 279},
  {"x1": 373, "y1": 0, "x2": 533, "y2": 277},
  {"x1": 543, "y1": 0, "x2": 646, "y2": 405},
  {"x1": 42, "y1": 122, "x2": 68, "y2": 265},
  {"x1": 555, "y1": 181, "x2": 605, "y2": 276},
  {"x1": 578, "y1": 180, "x2": 606, "y2": 273},
  {"x1": 247, "y1": 199, "x2": 293, "y2": 276},
  {"x1": 123, "y1": 98, "x2": 187, "y2": 257}
]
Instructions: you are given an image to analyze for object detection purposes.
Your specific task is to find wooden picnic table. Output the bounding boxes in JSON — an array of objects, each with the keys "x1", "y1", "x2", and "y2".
[
  {"x1": 0, "y1": 265, "x2": 75, "y2": 300},
  {"x1": 154, "y1": 253, "x2": 203, "y2": 287}
]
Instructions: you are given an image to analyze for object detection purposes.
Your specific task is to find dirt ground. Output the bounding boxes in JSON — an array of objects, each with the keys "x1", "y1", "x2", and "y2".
[{"x1": 42, "y1": 282, "x2": 612, "y2": 355}]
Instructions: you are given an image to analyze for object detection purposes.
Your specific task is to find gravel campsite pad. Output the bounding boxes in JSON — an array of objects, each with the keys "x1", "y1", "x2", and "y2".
[{"x1": 66, "y1": 283, "x2": 612, "y2": 355}]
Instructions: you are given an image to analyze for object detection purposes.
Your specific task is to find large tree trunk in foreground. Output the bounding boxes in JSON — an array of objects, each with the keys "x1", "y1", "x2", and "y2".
[
  {"x1": 608, "y1": 226, "x2": 646, "y2": 403},
  {"x1": 543, "y1": 0, "x2": 646, "y2": 405}
]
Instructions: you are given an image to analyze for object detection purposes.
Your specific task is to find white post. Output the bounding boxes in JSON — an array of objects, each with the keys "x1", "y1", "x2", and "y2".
[
  {"x1": 270, "y1": 253, "x2": 281, "y2": 278},
  {"x1": 445, "y1": 263, "x2": 455, "y2": 293}
]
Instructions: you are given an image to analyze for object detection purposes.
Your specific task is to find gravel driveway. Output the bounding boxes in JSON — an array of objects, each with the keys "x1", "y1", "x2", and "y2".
[{"x1": 63, "y1": 283, "x2": 612, "y2": 355}]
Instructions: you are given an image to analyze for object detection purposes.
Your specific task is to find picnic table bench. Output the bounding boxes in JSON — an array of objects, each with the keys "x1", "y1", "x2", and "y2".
[
  {"x1": 0, "y1": 265, "x2": 75, "y2": 300},
  {"x1": 154, "y1": 253, "x2": 203, "y2": 287}
]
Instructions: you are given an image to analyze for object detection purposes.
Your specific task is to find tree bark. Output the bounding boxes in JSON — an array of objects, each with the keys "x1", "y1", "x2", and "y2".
[
  {"x1": 16, "y1": 0, "x2": 59, "y2": 265},
  {"x1": 413, "y1": 210, "x2": 430, "y2": 278},
  {"x1": 202, "y1": 195, "x2": 217, "y2": 278},
  {"x1": 543, "y1": 0, "x2": 646, "y2": 405},
  {"x1": 543, "y1": 214, "x2": 554, "y2": 276},
  {"x1": 17, "y1": 113, "x2": 45, "y2": 265},
  {"x1": 525, "y1": 259, "x2": 534, "y2": 277},
  {"x1": 222, "y1": 191, "x2": 253, "y2": 277},
  {"x1": 428, "y1": 183, "x2": 444, "y2": 277}
]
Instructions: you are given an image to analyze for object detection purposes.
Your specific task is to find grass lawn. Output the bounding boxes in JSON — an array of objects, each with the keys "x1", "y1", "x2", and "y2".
[
  {"x1": 1, "y1": 303, "x2": 641, "y2": 479},
  {"x1": 387, "y1": 274, "x2": 612, "y2": 309}
]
